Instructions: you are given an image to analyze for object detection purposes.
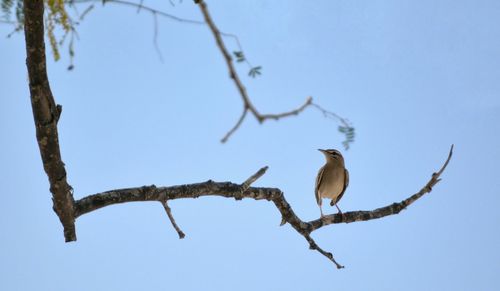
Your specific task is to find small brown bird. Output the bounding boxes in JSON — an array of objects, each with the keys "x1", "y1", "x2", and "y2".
[{"x1": 315, "y1": 149, "x2": 349, "y2": 217}]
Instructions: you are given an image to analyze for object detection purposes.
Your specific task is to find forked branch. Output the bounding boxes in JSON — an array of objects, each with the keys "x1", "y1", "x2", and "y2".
[
  {"x1": 73, "y1": 145, "x2": 453, "y2": 268},
  {"x1": 197, "y1": 1, "x2": 348, "y2": 143}
]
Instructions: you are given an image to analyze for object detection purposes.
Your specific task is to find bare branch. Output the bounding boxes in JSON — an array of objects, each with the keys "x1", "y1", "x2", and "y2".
[
  {"x1": 197, "y1": 1, "x2": 350, "y2": 144},
  {"x1": 198, "y1": 1, "x2": 260, "y2": 114},
  {"x1": 71, "y1": 145, "x2": 452, "y2": 267},
  {"x1": 220, "y1": 107, "x2": 247, "y2": 143},
  {"x1": 259, "y1": 96, "x2": 313, "y2": 120},
  {"x1": 311, "y1": 102, "x2": 351, "y2": 128},
  {"x1": 90, "y1": 0, "x2": 206, "y2": 25},
  {"x1": 161, "y1": 199, "x2": 185, "y2": 239},
  {"x1": 306, "y1": 235, "x2": 344, "y2": 269},
  {"x1": 152, "y1": 12, "x2": 164, "y2": 62},
  {"x1": 241, "y1": 166, "x2": 269, "y2": 192},
  {"x1": 307, "y1": 145, "x2": 454, "y2": 231}
]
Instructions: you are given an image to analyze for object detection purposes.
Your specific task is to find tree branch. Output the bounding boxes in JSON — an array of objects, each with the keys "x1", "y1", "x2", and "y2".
[
  {"x1": 72, "y1": 145, "x2": 453, "y2": 267},
  {"x1": 23, "y1": 0, "x2": 76, "y2": 242},
  {"x1": 220, "y1": 107, "x2": 247, "y2": 143},
  {"x1": 197, "y1": 1, "x2": 319, "y2": 143},
  {"x1": 307, "y1": 145, "x2": 454, "y2": 230},
  {"x1": 161, "y1": 199, "x2": 185, "y2": 239}
]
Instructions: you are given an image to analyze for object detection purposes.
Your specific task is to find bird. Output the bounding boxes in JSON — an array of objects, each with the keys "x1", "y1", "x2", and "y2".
[{"x1": 315, "y1": 149, "x2": 349, "y2": 217}]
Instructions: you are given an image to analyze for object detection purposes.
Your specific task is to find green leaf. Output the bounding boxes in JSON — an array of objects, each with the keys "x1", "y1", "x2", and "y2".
[
  {"x1": 248, "y1": 66, "x2": 262, "y2": 78},
  {"x1": 233, "y1": 51, "x2": 245, "y2": 62}
]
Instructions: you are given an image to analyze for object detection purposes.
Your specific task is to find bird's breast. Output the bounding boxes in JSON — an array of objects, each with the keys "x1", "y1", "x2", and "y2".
[{"x1": 318, "y1": 164, "x2": 345, "y2": 200}]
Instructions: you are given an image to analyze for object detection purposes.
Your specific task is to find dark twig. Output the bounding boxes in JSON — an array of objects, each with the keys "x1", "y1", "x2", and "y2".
[
  {"x1": 152, "y1": 12, "x2": 164, "y2": 62},
  {"x1": 259, "y1": 97, "x2": 313, "y2": 120},
  {"x1": 96, "y1": 0, "x2": 205, "y2": 24},
  {"x1": 69, "y1": 0, "x2": 250, "y2": 53},
  {"x1": 161, "y1": 199, "x2": 185, "y2": 239},
  {"x1": 220, "y1": 107, "x2": 247, "y2": 143},
  {"x1": 197, "y1": 1, "x2": 349, "y2": 143},
  {"x1": 306, "y1": 235, "x2": 344, "y2": 269},
  {"x1": 241, "y1": 166, "x2": 269, "y2": 192},
  {"x1": 311, "y1": 102, "x2": 351, "y2": 128},
  {"x1": 198, "y1": 1, "x2": 312, "y2": 136}
]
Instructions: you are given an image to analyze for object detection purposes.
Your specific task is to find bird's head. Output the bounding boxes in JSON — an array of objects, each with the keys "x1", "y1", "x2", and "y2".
[{"x1": 318, "y1": 149, "x2": 344, "y2": 163}]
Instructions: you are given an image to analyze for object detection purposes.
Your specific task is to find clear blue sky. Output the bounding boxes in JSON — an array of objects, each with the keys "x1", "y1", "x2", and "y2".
[{"x1": 1, "y1": 1, "x2": 499, "y2": 290}]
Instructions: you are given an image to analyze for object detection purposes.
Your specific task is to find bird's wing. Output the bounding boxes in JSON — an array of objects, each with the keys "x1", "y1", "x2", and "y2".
[
  {"x1": 334, "y1": 168, "x2": 349, "y2": 205},
  {"x1": 315, "y1": 166, "x2": 325, "y2": 206}
]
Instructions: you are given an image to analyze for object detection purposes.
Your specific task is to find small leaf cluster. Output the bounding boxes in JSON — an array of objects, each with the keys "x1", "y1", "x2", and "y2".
[
  {"x1": 233, "y1": 51, "x2": 262, "y2": 78},
  {"x1": 1, "y1": 0, "x2": 24, "y2": 34},
  {"x1": 46, "y1": 0, "x2": 72, "y2": 62},
  {"x1": 248, "y1": 66, "x2": 261, "y2": 78},
  {"x1": 233, "y1": 51, "x2": 245, "y2": 63},
  {"x1": 338, "y1": 125, "x2": 355, "y2": 150},
  {"x1": 2, "y1": 0, "x2": 79, "y2": 69}
]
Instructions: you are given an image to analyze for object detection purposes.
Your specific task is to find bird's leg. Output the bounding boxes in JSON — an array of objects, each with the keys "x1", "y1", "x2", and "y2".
[
  {"x1": 334, "y1": 204, "x2": 345, "y2": 221},
  {"x1": 319, "y1": 199, "x2": 325, "y2": 218},
  {"x1": 334, "y1": 204, "x2": 342, "y2": 214}
]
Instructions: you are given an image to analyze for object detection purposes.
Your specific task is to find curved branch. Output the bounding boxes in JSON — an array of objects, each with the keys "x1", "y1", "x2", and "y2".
[
  {"x1": 220, "y1": 107, "x2": 247, "y2": 143},
  {"x1": 73, "y1": 145, "x2": 453, "y2": 268},
  {"x1": 197, "y1": 1, "x2": 321, "y2": 142},
  {"x1": 307, "y1": 145, "x2": 454, "y2": 231},
  {"x1": 259, "y1": 96, "x2": 313, "y2": 120}
]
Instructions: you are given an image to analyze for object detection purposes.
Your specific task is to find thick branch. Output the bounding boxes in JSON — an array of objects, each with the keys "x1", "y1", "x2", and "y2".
[
  {"x1": 23, "y1": 0, "x2": 76, "y2": 242},
  {"x1": 73, "y1": 146, "x2": 452, "y2": 267}
]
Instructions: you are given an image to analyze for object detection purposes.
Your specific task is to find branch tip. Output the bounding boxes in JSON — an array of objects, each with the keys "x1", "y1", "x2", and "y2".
[
  {"x1": 161, "y1": 200, "x2": 186, "y2": 239},
  {"x1": 241, "y1": 166, "x2": 269, "y2": 192}
]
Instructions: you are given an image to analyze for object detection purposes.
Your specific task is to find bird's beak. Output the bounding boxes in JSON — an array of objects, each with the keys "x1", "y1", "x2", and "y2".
[{"x1": 318, "y1": 149, "x2": 326, "y2": 153}]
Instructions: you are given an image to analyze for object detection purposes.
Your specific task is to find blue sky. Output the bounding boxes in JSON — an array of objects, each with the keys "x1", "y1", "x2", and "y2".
[{"x1": 1, "y1": 0, "x2": 499, "y2": 290}]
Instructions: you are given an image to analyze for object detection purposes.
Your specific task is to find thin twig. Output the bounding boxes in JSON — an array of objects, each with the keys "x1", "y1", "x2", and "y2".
[
  {"x1": 68, "y1": 0, "x2": 256, "y2": 69},
  {"x1": 220, "y1": 107, "x2": 247, "y2": 143},
  {"x1": 161, "y1": 199, "x2": 185, "y2": 239},
  {"x1": 98, "y1": 0, "x2": 205, "y2": 24},
  {"x1": 259, "y1": 97, "x2": 313, "y2": 120},
  {"x1": 197, "y1": 0, "x2": 317, "y2": 142},
  {"x1": 241, "y1": 166, "x2": 269, "y2": 192},
  {"x1": 311, "y1": 102, "x2": 351, "y2": 128},
  {"x1": 306, "y1": 235, "x2": 344, "y2": 269},
  {"x1": 152, "y1": 12, "x2": 164, "y2": 62}
]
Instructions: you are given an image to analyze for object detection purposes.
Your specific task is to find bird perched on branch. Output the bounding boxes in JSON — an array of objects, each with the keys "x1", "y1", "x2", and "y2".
[{"x1": 315, "y1": 149, "x2": 349, "y2": 217}]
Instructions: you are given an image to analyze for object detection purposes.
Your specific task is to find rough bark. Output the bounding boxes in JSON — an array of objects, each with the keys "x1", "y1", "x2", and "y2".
[{"x1": 23, "y1": 0, "x2": 76, "y2": 241}]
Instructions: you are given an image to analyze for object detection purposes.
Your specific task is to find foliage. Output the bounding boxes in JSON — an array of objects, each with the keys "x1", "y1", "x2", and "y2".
[
  {"x1": 46, "y1": 0, "x2": 71, "y2": 62},
  {"x1": 338, "y1": 125, "x2": 355, "y2": 150},
  {"x1": 1, "y1": 0, "x2": 23, "y2": 35},
  {"x1": 2, "y1": 0, "x2": 77, "y2": 69},
  {"x1": 233, "y1": 50, "x2": 263, "y2": 78}
]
